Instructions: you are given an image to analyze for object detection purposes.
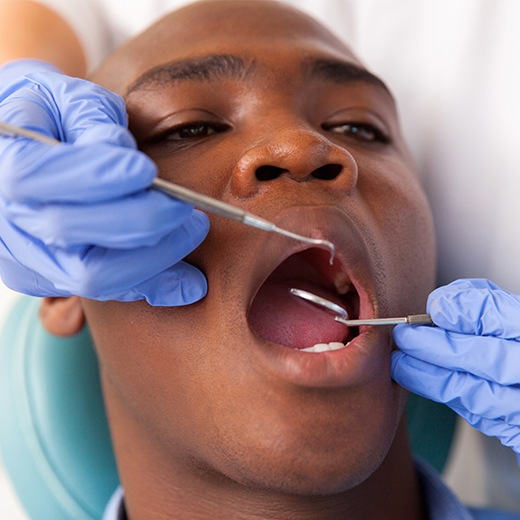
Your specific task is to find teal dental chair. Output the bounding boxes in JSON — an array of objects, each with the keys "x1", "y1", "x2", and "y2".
[
  {"x1": 0, "y1": 295, "x2": 456, "y2": 520},
  {"x1": 0, "y1": 296, "x2": 118, "y2": 520}
]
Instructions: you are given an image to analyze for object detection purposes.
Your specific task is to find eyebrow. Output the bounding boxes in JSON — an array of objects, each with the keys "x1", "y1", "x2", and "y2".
[
  {"x1": 126, "y1": 54, "x2": 254, "y2": 95},
  {"x1": 126, "y1": 53, "x2": 391, "y2": 98},
  {"x1": 303, "y1": 57, "x2": 392, "y2": 96}
]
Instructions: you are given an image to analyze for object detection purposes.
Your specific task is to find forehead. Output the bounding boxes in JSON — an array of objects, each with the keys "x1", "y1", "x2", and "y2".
[{"x1": 92, "y1": 1, "x2": 368, "y2": 95}]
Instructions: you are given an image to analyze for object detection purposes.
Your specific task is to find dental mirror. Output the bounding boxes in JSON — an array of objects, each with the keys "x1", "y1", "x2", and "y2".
[{"x1": 290, "y1": 288, "x2": 434, "y2": 327}]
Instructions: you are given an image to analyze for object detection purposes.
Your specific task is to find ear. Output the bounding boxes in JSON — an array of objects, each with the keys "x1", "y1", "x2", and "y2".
[{"x1": 39, "y1": 297, "x2": 86, "y2": 337}]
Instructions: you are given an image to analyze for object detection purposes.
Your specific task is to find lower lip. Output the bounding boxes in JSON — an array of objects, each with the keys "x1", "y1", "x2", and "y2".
[{"x1": 251, "y1": 327, "x2": 390, "y2": 388}]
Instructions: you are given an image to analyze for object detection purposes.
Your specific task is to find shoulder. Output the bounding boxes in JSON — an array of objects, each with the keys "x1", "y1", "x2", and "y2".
[{"x1": 415, "y1": 459, "x2": 520, "y2": 520}]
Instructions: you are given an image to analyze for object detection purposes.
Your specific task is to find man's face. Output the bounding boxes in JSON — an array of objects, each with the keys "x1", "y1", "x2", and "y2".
[{"x1": 86, "y1": 1, "x2": 435, "y2": 494}]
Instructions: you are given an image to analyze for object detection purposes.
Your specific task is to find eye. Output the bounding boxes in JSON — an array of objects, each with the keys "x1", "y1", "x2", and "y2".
[
  {"x1": 152, "y1": 122, "x2": 229, "y2": 143},
  {"x1": 324, "y1": 122, "x2": 390, "y2": 144}
]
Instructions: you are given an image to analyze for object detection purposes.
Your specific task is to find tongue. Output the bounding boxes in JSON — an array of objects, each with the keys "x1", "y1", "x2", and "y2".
[{"x1": 248, "y1": 281, "x2": 348, "y2": 349}]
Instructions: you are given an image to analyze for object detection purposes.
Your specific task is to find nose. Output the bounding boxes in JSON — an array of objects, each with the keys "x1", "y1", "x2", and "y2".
[{"x1": 230, "y1": 127, "x2": 358, "y2": 198}]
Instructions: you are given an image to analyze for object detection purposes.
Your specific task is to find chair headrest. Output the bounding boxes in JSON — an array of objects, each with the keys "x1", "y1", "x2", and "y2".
[{"x1": 0, "y1": 296, "x2": 119, "y2": 520}]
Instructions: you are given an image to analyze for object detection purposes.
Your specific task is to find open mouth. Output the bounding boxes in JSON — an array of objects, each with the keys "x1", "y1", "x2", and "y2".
[{"x1": 247, "y1": 248, "x2": 360, "y2": 353}]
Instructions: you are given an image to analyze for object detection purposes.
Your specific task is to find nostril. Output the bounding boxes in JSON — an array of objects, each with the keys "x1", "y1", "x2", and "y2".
[
  {"x1": 255, "y1": 163, "x2": 343, "y2": 182},
  {"x1": 311, "y1": 163, "x2": 343, "y2": 180},
  {"x1": 255, "y1": 165, "x2": 289, "y2": 181}
]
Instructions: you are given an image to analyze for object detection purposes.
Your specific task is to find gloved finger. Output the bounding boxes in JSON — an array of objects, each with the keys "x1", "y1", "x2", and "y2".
[
  {"x1": 0, "y1": 93, "x2": 61, "y2": 140},
  {"x1": 0, "y1": 70, "x2": 129, "y2": 137},
  {"x1": 459, "y1": 412, "x2": 520, "y2": 454},
  {"x1": 0, "y1": 139, "x2": 157, "y2": 203},
  {"x1": 0, "y1": 248, "x2": 208, "y2": 305},
  {"x1": 393, "y1": 324, "x2": 520, "y2": 385},
  {"x1": 27, "y1": 72, "x2": 129, "y2": 142},
  {"x1": 73, "y1": 123, "x2": 137, "y2": 148},
  {"x1": 0, "y1": 88, "x2": 133, "y2": 149},
  {"x1": 61, "y1": 217, "x2": 208, "y2": 300},
  {"x1": 427, "y1": 278, "x2": 520, "y2": 338},
  {"x1": 0, "y1": 237, "x2": 61, "y2": 297},
  {"x1": 0, "y1": 77, "x2": 128, "y2": 143},
  {"x1": 391, "y1": 351, "x2": 520, "y2": 424},
  {"x1": 4, "y1": 192, "x2": 201, "y2": 249},
  {"x1": 0, "y1": 210, "x2": 209, "y2": 298},
  {"x1": 105, "y1": 261, "x2": 208, "y2": 306},
  {"x1": 431, "y1": 278, "x2": 501, "y2": 293}
]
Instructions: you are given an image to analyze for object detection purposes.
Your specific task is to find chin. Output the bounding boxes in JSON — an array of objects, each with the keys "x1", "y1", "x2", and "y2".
[
  {"x1": 211, "y1": 440, "x2": 391, "y2": 497},
  {"x1": 198, "y1": 383, "x2": 404, "y2": 498}
]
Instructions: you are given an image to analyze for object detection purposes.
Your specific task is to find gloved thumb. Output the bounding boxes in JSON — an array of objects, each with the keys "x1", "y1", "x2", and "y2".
[{"x1": 427, "y1": 278, "x2": 520, "y2": 339}]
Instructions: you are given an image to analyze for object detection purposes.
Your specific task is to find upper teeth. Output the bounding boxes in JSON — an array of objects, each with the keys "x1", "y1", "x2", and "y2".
[
  {"x1": 300, "y1": 341, "x2": 350, "y2": 353},
  {"x1": 334, "y1": 271, "x2": 352, "y2": 295}
]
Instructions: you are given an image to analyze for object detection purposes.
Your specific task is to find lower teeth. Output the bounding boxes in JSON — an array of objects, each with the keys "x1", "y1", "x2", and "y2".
[{"x1": 299, "y1": 341, "x2": 350, "y2": 353}]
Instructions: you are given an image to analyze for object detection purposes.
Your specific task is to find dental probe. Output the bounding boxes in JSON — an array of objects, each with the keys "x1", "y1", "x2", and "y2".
[
  {"x1": 334, "y1": 314, "x2": 433, "y2": 327},
  {"x1": 0, "y1": 121, "x2": 335, "y2": 262},
  {"x1": 290, "y1": 288, "x2": 434, "y2": 327}
]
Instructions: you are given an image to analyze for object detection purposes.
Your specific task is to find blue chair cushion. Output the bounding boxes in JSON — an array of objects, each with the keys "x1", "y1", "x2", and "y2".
[{"x1": 0, "y1": 296, "x2": 119, "y2": 520}]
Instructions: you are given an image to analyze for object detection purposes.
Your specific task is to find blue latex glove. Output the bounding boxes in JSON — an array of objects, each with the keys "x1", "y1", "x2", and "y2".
[
  {"x1": 0, "y1": 59, "x2": 209, "y2": 305},
  {"x1": 392, "y1": 278, "x2": 520, "y2": 455}
]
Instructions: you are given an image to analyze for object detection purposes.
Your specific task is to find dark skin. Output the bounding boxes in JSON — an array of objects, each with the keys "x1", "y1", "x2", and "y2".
[{"x1": 43, "y1": 2, "x2": 436, "y2": 518}]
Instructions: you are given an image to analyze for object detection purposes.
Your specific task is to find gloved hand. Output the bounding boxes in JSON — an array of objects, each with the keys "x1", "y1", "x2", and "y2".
[
  {"x1": 392, "y1": 278, "x2": 520, "y2": 455},
  {"x1": 0, "y1": 59, "x2": 209, "y2": 306}
]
